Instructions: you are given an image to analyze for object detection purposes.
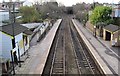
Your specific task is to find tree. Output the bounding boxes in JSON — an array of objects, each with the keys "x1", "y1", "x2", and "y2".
[
  {"x1": 34, "y1": 1, "x2": 62, "y2": 20},
  {"x1": 19, "y1": 6, "x2": 41, "y2": 23},
  {"x1": 73, "y1": 3, "x2": 91, "y2": 14},
  {"x1": 90, "y1": 6, "x2": 113, "y2": 25},
  {"x1": 75, "y1": 11, "x2": 88, "y2": 25},
  {"x1": 73, "y1": 3, "x2": 91, "y2": 26}
]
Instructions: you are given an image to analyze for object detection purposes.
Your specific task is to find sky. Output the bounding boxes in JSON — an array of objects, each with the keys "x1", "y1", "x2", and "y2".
[{"x1": 0, "y1": 0, "x2": 120, "y2": 6}]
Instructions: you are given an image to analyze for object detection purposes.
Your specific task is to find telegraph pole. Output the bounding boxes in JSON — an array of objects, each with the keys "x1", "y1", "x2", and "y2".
[
  {"x1": 112, "y1": 0, "x2": 114, "y2": 19},
  {"x1": 8, "y1": 2, "x2": 15, "y2": 75},
  {"x1": 93, "y1": 0, "x2": 95, "y2": 9},
  {"x1": 11, "y1": 3, "x2": 16, "y2": 75}
]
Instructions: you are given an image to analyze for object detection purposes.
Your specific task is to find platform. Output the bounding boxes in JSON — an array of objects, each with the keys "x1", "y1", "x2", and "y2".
[
  {"x1": 72, "y1": 19, "x2": 115, "y2": 75},
  {"x1": 15, "y1": 19, "x2": 62, "y2": 74}
]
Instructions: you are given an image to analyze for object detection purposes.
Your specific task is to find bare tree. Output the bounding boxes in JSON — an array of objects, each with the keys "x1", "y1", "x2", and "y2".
[{"x1": 34, "y1": 1, "x2": 63, "y2": 20}]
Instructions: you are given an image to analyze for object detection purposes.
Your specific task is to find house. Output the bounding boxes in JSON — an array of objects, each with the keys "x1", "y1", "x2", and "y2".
[
  {"x1": 0, "y1": 0, "x2": 24, "y2": 25},
  {"x1": 23, "y1": 0, "x2": 33, "y2": 6},
  {"x1": 0, "y1": 10, "x2": 9, "y2": 25},
  {"x1": 1, "y1": 0, "x2": 24, "y2": 10},
  {"x1": 103, "y1": 24, "x2": 120, "y2": 46},
  {"x1": 112, "y1": 5, "x2": 120, "y2": 17},
  {"x1": 112, "y1": 2, "x2": 120, "y2": 17},
  {"x1": 0, "y1": 23, "x2": 33, "y2": 61}
]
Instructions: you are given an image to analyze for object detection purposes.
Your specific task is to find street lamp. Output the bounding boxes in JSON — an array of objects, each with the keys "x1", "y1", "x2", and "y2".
[
  {"x1": 94, "y1": 25, "x2": 97, "y2": 37},
  {"x1": 9, "y1": 2, "x2": 16, "y2": 75},
  {"x1": 83, "y1": 19, "x2": 85, "y2": 27}
]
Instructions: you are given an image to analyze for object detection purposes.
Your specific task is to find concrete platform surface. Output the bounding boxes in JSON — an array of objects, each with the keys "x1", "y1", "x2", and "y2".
[
  {"x1": 15, "y1": 19, "x2": 62, "y2": 74},
  {"x1": 72, "y1": 19, "x2": 119, "y2": 75}
]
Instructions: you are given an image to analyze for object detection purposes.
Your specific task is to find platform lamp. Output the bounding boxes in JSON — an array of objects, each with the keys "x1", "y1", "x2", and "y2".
[
  {"x1": 94, "y1": 25, "x2": 97, "y2": 37},
  {"x1": 11, "y1": 3, "x2": 16, "y2": 75}
]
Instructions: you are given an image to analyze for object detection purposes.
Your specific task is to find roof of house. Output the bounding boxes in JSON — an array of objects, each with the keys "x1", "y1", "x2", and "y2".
[
  {"x1": 104, "y1": 24, "x2": 120, "y2": 32},
  {"x1": 0, "y1": 23, "x2": 32, "y2": 36},
  {"x1": 24, "y1": 30, "x2": 33, "y2": 35},
  {"x1": 21, "y1": 23, "x2": 43, "y2": 29}
]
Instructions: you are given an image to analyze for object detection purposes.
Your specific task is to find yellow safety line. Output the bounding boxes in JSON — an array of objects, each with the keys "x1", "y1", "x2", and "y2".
[{"x1": 0, "y1": 31, "x2": 14, "y2": 39}]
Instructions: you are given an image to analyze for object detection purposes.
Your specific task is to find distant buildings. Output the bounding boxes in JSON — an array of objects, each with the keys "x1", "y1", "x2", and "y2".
[
  {"x1": 112, "y1": 2, "x2": 120, "y2": 17},
  {"x1": 0, "y1": 0, "x2": 24, "y2": 26},
  {"x1": 0, "y1": 10, "x2": 9, "y2": 25},
  {"x1": 0, "y1": 0, "x2": 24, "y2": 10},
  {"x1": 23, "y1": 0, "x2": 33, "y2": 6}
]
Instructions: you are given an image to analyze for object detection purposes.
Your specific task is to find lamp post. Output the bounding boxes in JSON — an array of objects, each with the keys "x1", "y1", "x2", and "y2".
[
  {"x1": 10, "y1": 3, "x2": 16, "y2": 75},
  {"x1": 111, "y1": 0, "x2": 114, "y2": 19},
  {"x1": 83, "y1": 19, "x2": 85, "y2": 27},
  {"x1": 94, "y1": 25, "x2": 96, "y2": 37}
]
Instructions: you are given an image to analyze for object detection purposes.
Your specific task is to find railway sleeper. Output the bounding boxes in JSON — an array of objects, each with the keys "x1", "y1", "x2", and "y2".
[
  {"x1": 55, "y1": 57, "x2": 63, "y2": 59},
  {"x1": 84, "y1": 64, "x2": 89, "y2": 67},
  {"x1": 86, "y1": 67, "x2": 90, "y2": 69},
  {"x1": 85, "y1": 67, "x2": 91, "y2": 69},
  {"x1": 54, "y1": 64, "x2": 63, "y2": 68},
  {"x1": 82, "y1": 58, "x2": 86, "y2": 61},
  {"x1": 55, "y1": 59, "x2": 63, "y2": 62},
  {"x1": 81, "y1": 60, "x2": 87, "y2": 62},
  {"x1": 83, "y1": 62, "x2": 88, "y2": 65},
  {"x1": 52, "y1": 72, "x2": 63, "y2": 75},
  {"x1": 54, "y1": 68, "x2": 63, "y2": 70},
  {"x1": 53, "y1": 69, "x2": 63, "y2": 73},
  {"x1": 54, "y1": 61, "x2": 63, "y2": 64},
  {"x1": 80, "y1": 68, "x2": 92, "y2": 74}
]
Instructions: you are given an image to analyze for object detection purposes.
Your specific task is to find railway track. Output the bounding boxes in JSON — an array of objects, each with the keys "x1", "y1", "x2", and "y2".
[
  {"x1": 42, "y1": 16, "x2": 102, "y2": 75},
  {"x1": 50, "y1": 20, "x2": 65, "y2": 75},
  {"x1": 69, "y1": 20, "x2": 100, "y2": 75}
]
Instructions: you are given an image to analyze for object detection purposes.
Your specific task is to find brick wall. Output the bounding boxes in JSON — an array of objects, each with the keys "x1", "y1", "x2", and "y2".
[
  {"x1": 86, "y1": 21, "x2": 100, "y2": 36},
  {"x1": 86, "y1": 21, "x2": 94, "y2": 32}
]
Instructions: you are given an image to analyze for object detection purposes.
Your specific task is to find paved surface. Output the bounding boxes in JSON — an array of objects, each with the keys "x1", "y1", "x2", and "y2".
[
  {"x1": 15, "y1": 19, "x2": 62, "y2": 74},
  {"x1": 97, "y1": 37, "x2": 120, "y2": 58},
  {"x1": 72, "y1": 19, "x2": 120, "y2": 75},
  {"x1": 30, "y1": 32, "x2": 38, "y2": 47}
]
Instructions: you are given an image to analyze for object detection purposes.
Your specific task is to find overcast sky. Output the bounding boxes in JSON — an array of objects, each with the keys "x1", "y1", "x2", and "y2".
[{"x1": 0, "y1": 0, "x2": 119, "y2": 6}]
